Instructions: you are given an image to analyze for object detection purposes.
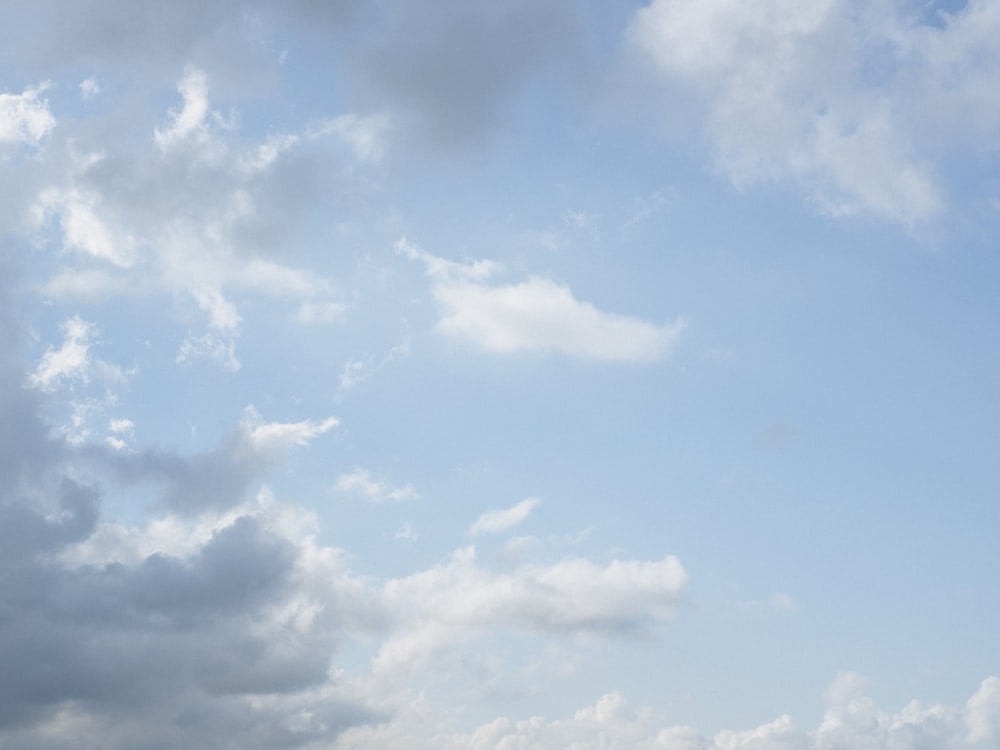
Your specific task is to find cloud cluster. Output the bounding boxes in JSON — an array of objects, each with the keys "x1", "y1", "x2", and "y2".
[
  {"x1": 26, "y1": 66, "x2": 359, "y2": 371},
  {"x1": 1, "y1": 293, "x2": 690, "y2": 747},
  {"x1": 336, "y1": 674, "x2": 1000, "y2": 750},
  {"x1": 398, "y1": 238, "x2": 685, "y2": 362},
  {"x1": 630, "y1": 0, "x2": 1000, "y2": 224}
]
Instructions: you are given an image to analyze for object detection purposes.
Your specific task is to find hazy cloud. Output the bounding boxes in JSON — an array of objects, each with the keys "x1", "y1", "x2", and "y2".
[{"x1": 335, "y1": 468, "x2": 419, "y2": 504}]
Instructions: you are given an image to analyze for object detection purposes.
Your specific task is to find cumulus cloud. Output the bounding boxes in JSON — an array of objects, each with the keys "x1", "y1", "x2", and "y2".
[
  {"x1": 398, "y1": 238, "x2": 684, "y2": 362},
  {"x1": 335, "y1": 468, "x2": 418, "y2": 503},
  {"x1": 0, "y1": 302, "x2": 372, "y2": 748},
  {"x1": 1, "y1": 313, "x2": 692, "y2": 748},
  {"x1": 469, "y1": 497, "x2": 540, "y2": 535},
  {"x1": 334, "y1": 675, "x2": 1000, "y2": 750},
  {"x1": 628, "y1": 0, "x2": 1000, "y2": 224}
]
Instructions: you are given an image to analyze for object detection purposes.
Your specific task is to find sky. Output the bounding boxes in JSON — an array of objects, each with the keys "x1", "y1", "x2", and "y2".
[{"x1": 1, "y1": 1, "x2": 999, "y2": 748}]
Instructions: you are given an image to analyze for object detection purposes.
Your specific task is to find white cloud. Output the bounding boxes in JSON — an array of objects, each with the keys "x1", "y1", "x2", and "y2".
[
  {"x1": 241, "y1": 133, "x2": 300, "y2": 172},
  {"x1": 334, "y1": 675, "x2": 1000, "y2": 750},
  {"x1": 28, "y1": 316, "x2": 125, "y2": 392},
  {"x1": 335, "y1": 468, "x2": 419, "y2": 503},
  {"x1": 965, "y1": 676, "x2": 1000, "y2": 744},
  {"x1": 177, "y1": 331, "x2": 241, "y2": 371},
  {"x1": 79, "y1": 76, "x2": 100, "y2": 99},
  {"x1": 155, "y1": 67, "x2": 212, "y2": 150},
  {"x1": 108, "y1": 417, "x2": 134, "y2": 435},
  {"x1": 0, "y1": 83, "x2": 55, "y2": 146},
  {"x1": 33, "y1": 187, "x2": 135, "y2": 267},
  {"x1": 398, "y1": 239, "x2": 684, "y2": 362},
  {"x1": 628, "y1": 0, "x2": 989, "y2": 224},
  {"x1": 373, "y1": 546, "x2": 688, "y2": 676},
  {"x1": 239, "y1": 405, "x2": 338, "y2": 456},
  {"x1": 469, "y1": 497, "x2": 540, "y2": 535}
]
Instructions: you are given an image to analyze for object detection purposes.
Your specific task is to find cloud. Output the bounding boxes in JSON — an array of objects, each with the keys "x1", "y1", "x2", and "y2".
[
  {"x1": 0, "y1": 83, "x2": 55, "y2": 146},
  {"x1": 373, "y1": 546, "x2": 688, "y2": 677},
  {"x1": 337, "y1": 341, "x2": 410, "y2": 395},
  {"x1": 469, "y1": 497, "x2": 540, "y2": 535},
  {"x1": 27, "y1": 316, "x2": 126, "y2": 393},
  {"x1": 628, "y1": 0, "x2": 1000, "y2": 224},
  {"x1": 177, "y1": 331, "x2": 241, "y2": 372},
  {"x1": 79, "y1": 76, "x2": 100, "y2": 99},
  {"x1": 239, "y1": 405, "x2": 338, "y2": 455},
  {"x1": 155, "y1": 67, "x2": 213, "y2": 150},
  {"x1": 95, "y1": 405, "x2": 337, "y2": 515},
  {"x1": 1, "y1": 310, "x2": 692, "y2": 748},
  {"x1": 334, "y1": 675, "x2": 1000, "y2": 750},
  {"x1": 23, "y1": 67, "x2": 352, "y2": 369},
  {"x1": 398, "y1": 238, "x2": 684, "y2": 362},
  {"x1": 0, "y1": 294, "x2": 376, "y2": 747},
  {"x1": 348, "y1": 0, "x2": 582, "y2": 148},
  {"x1": 309, "y1": 113, "x2": 391, "y2": 163},
  {"x1": 33, "y1": 187, "x2": 136, "y2": 267},
  {"x1": 335, "y1": 468, "x2": 418, "y2": 504},
  {"x1": 966, "y1": 676, "x2": 1000, "y2": 744}
]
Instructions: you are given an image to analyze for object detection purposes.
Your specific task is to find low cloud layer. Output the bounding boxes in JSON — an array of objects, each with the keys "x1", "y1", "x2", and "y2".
[{"x1": 338, "y1": 674, "x2": 1000, "y2": 750}]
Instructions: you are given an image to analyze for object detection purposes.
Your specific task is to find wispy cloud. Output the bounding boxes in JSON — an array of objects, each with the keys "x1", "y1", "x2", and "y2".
[
  {"x1": 469, "y1": 497, "x2": 541, "y2": 535},
  {"x1": 335, "y1": 468, "x2": 419, "y2": 504}
]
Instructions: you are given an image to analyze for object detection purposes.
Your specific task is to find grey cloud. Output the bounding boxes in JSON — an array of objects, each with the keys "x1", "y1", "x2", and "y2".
[
  {"x1": 0, "y1": 1, "x2": 268, "y2": 89},
  {"x1": 0, "y1": 279, "x2": 373, "y2": 747},
  {"x1": 1, "y1": 0, "x2": 583, "y2": 151},
  {"x1": 343, "y1": 0, "x2": 582, "y2": 149}
]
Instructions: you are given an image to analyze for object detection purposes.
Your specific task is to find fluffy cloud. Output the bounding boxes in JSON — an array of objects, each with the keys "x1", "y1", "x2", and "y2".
[
  {"x1": 373, "y1": 546, "x2": 688, "y2": 678},
  {"x1": 0, "y1": 301, "x2": 369, "y2": 747},
  {"x1": 1, "y1": 316, "x2": 692, "y2": 747},
  {"x1": 0, "y1": 84, "x2": 55, "y2": 146},
  {"x1": 398, "y1": 239, "x2": 685, "y2": 362},
  {"x1": 629, "y1": 0, "x2": 1000, "y2": 224},
  {"x1": 334, "y1": 675, "x2": 1000, "y2": 750},
  {"x1": 469, "y1": 497, "x2": 540, "y2": 535}
]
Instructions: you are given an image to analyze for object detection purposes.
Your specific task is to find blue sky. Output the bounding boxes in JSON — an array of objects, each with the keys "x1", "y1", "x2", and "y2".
[{"x1": 2, "y1": 1, "x2": 1000, "y2": 748}]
